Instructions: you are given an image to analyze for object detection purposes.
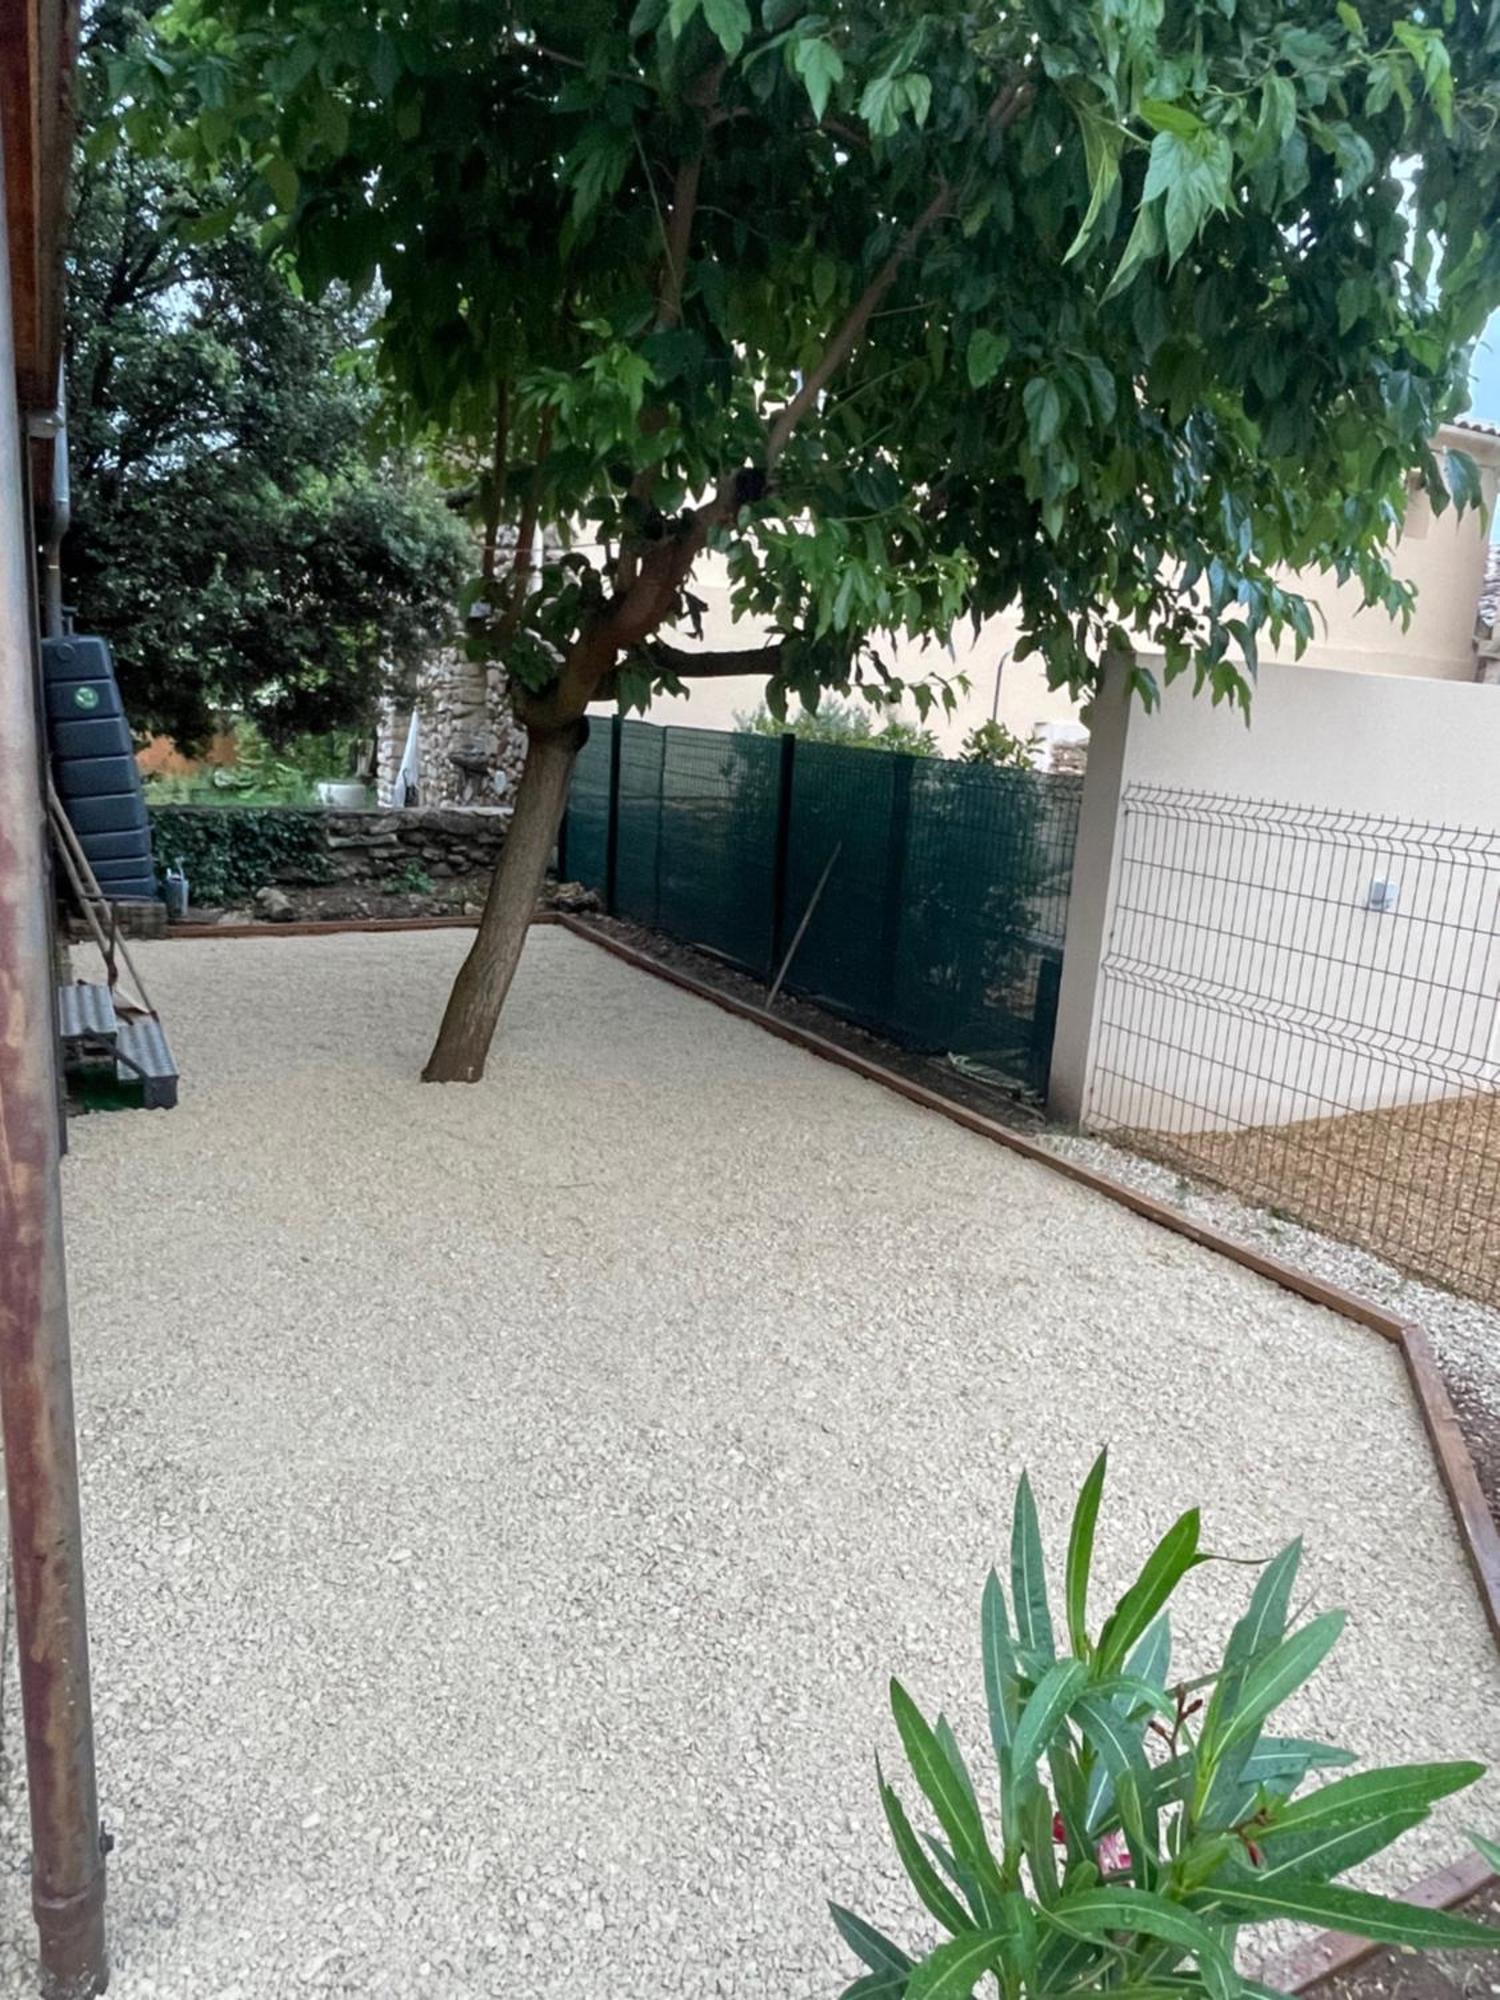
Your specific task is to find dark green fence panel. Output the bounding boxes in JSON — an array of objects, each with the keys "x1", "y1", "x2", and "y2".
[
  {"x1": 562, "y1": 719, "x2": 612, "y2": 892},
  {"x1": 560, "y1": 719, "x2": 1082, "y2": 1098},
  {"x1": 781, "y1": 741, "x2": 902, "y2": 1025}
]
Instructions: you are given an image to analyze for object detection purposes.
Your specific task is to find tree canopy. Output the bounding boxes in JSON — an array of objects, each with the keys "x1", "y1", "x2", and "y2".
[
  {"x1": 125, "y1": 0, "x2": 1500, "y2": 718},
  {"x1": 115, "y1": 0, "x2": 1500, "y2": 1077},
  {"x1": 70, "y1": 8, "x2": 471, "y2": 748}
]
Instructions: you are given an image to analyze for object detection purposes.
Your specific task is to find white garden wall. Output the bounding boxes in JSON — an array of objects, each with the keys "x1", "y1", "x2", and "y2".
[{"x1": 1051, "y1": 660, "x2": 1500, "y2": 1138}]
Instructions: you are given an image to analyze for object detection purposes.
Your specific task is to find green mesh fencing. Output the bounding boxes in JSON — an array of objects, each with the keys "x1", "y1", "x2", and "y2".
[
  {"x1": 562, "y1": 719, "x2": 1082, "y2": 1097},
  {"x1": 559, "y1": 718, "x2": 612, "y2": 891}
]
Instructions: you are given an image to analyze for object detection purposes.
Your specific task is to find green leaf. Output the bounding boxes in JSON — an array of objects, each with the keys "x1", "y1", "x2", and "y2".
[
  {"x1": 1012, "y1": 1659, "x2": 1088, "y2": 1782},
  {"x1": 1095, "y1": 1510, "x2": 1201, "y2": 1675},
  {"x1": 891, "y1": 1682, "x2": 1004, "y2": 1917},
  {"x1": 1229, "y1": 1540, "x2": 1302, "y2": 1673},
  {"x1": 1104, "y1": 197, "x2": 1163, "y2": 299},
  {"x1": 1143, "y1": 128, "x2": 1233, "y2": 265},
  {"x1": 905, "y1": 1930, "x2": 1005, "y2": 2000},
  {"x1": 793, "y1": 36, "x2": 845, "y2": 123},
  {"x1": 878, "y1": 1763, "x2": 973, "y2": 1937},
  {"x1": 1023, "y1": 376, "x2": 1063, "y2": 452},
  {"x1": 982, "y1": 1570, "x2": 1019, "y2": 1757},
  {"x1": 966, "y1": 329, "x2": 1009, "y2": 390},
  {"x1": 1010, "y1": 1473, "x2": 1054, "y2": 1658},
  {"x1": 1246, "y1": 1810, "x2": 1426, "y2": 1886},
  {"x1": 841, "y1": 1974, "x2": 908, "y2": 2000},
  {"x1": 1470, "y1": 1831, "x2": 1500, "y2": 1871},
  {"x1": 1272, "y1": 1762, "x2": 1483, "y2": 1835},
  {"x1": 261, "y1": 153, "x2": 300, "y2": 213},
  {"x1": 829, "y1": 1903, "x2": 915, "y2": 1977},
  {"x1": 1065, "y1": 1449, "x2": 1108, "y2": 1656},
  {"x1": 1064, "y1": 100, "x2": 1122, "y2": 264},
  {"x1": 1210, "y1": 1612, "x2": 1346, "y2": 1759},
  {"x1": 702, "y1": 0, "x2": 752, "y2": 58},
  {"x1": 667, "y1": 0, "x2": 701, "y2": 32},
  {"x1": 1045, "y1": 1887, "x2": 1237, "y2": 2000},
  {"x1": 1075, "y1": 1689, "x2": 1159, "y2": 1865},
  {"x1": 1211, "y1": 1877, "x2": 1500, "y2": 1950},
  {"x1": 1140, "y1": 99, "x2": 1206, "y2": 138},
  {"x1": 859, "y1": 75, "x2": 901, "y2": 138}
]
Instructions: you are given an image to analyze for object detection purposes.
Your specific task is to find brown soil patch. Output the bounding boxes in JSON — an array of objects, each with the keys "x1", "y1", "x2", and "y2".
[{"x1": 1122, "y1": 1093, "x2": 1500, "y2": 1310}]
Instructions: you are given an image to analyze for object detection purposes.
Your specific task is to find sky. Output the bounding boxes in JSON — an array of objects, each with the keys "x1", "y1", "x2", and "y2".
[{"x1": 1464, "y1": 309, "x2": 1500, "y2": 423}]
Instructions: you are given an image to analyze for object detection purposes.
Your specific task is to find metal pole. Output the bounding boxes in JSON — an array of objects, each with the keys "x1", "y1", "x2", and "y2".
[
  {"x1": 768, "y1": 841, "x2": 841, "y2": 1008},
  {"x1": 0, "y1": 129, "x2": 109, "y2": 2000}
]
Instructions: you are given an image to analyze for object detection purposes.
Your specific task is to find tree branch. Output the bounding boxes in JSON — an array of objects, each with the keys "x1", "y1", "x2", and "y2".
[
  {"x1": 496, "y1": 403, "x2": 556, "y2": 645},
  {"x1": 481, "y1": 379, "x2": 510, "y2": 584},
  {"x1": 762, "y1": 78, "x2": 1034, "y2": 470},
  {"x1": 643, "y1": 640, "x2": 784, "y2": 679},
  {"x1": 763, "y1": 180, "x2": 955, "y2": 469},
  {"x1": 656, "y1": 151, "x2": 702, "y2": 334}
]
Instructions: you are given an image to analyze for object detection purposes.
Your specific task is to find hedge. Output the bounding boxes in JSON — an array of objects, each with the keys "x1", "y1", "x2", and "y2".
[{"x1": 149, "y1": 805, "x2": 331, "y2": 906}]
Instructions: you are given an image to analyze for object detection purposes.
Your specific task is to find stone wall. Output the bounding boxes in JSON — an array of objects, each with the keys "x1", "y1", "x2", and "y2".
[
  {"x1": 377, "y1": 648, "x2": 529, "y2": 809},
  {"x1": 317, "y1": 806, "x2": 512, "y2": 886}
]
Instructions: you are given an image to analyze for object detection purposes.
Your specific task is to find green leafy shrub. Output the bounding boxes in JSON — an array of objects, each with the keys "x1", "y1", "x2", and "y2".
[
  {"x1": 149, "y1": 805, "x2": 330, "y2": 906},
  {"x1": 834, "y1": 1455, "x2": 1499, "y2": 1997},
  {"x1": 737, "y1": 699, "x2": 939, "y2": 759},
  {"x1": 960, "y1": 722, "x2": 1036, "y2": 770},
  {"x1": 393, "y1": 860, "x2": 434, "y2": 896}
]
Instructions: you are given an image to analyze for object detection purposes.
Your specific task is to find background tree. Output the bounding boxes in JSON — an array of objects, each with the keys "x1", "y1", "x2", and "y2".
[
  {"x1": 129, "y1": 0, "x2": 1500, "y2": 1078},
  {"x1": 69, "y1": 7, "x2": 470, "y2": 748}
]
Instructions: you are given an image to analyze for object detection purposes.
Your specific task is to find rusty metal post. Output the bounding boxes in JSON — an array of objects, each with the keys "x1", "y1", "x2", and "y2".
[{"x1": 0, "y1": 123, "x2": 109, "y2": 2000}]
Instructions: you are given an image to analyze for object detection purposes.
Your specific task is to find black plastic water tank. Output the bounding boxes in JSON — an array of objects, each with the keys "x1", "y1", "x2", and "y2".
[{"x1": 42, "y1": 635, "x2": 158, "y2": 901}]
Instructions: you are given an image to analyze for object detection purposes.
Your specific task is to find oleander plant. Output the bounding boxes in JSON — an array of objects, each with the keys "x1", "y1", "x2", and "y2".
[{"x1": 832, "y1": 1453, "x2": 1500, "y2": 1998}]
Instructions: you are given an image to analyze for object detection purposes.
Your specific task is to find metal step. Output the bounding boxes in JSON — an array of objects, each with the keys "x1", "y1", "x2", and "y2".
[
  {"x1": 57, "y1": 981, "x2": 117, "y2": 1049},
  {"x1": 114, "y1": 1016, "x2": 178, "y2": 1110}
]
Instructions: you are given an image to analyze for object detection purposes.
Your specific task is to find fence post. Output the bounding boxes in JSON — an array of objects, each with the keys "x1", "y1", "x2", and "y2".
[
  {"x1": 603, "y1": 713, "x2": 623, "y2": 918},
  {"x1": 877, "y1": 753, "x2": 915, "y2": 1023},
  {"x1": 652, "y1": 724, "x2": 667, "y2": 930},
  {"x1": 1048, "y1": 649, "x2": 1133, "y2": 1124},
  {"x1": 767, "y1": 730, "x2": 797, "y2": 975}
]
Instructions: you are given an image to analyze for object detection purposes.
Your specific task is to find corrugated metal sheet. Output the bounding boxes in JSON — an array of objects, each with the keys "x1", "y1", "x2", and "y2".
[{"x1": 56, "y1": 982, "x2": 117, "y2": 1044}]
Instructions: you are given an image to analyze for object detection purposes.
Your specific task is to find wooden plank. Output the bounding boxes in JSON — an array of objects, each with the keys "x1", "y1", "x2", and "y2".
[
  {"x1": 0, "y1": 0, "x2": 76, "y2": 408},
  {"x1": 1401, "y1": 1324, "x2": 1500, "y2": 1647},
  {"x1": 164, "y1": 912, "x2": 561, "y2": 940}
]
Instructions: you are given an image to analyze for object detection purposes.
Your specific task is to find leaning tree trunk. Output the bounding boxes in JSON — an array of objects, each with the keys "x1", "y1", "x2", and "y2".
[{"x1": 421, "y1": 719, "x2": 585, "y2": 1082}]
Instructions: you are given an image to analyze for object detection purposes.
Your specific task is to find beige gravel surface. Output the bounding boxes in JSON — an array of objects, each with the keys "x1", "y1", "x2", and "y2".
[{"x1": 2, "y1": 927, "x2": 1496, "y2": 1997}]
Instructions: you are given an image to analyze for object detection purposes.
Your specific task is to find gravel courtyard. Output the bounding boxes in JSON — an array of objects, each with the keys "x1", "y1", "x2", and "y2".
[{"x1": 2, "y1": 926, "x2": 1496, "y2": 1997}]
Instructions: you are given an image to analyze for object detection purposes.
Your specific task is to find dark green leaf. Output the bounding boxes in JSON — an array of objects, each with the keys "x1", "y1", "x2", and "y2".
[
  {"x1": 1065, "y1": 1449, "x2": 1108, "y2": 1656},
  {"x1": 878, "y1": 1764, "x2": 972, "y2": 1937},
  {"x1": 966, "y1": 330, "x2": 1009, "y2": 390},
  {"x1": 829, "y1": 1903, "x2": 914, "y2": 1977},
  {"x1": 891, "y1": 1682, "x2": 1004, "y2": 1918},
  {"x1": 791, "y1": 36, "x2": 844, "y2": 122},
  {"x1": 1010, "y1": 1473, "x2": 1054, "y2": 1659},
  {"x1": 982, "y1": 1570, "x2": 1019, "y2": 1757},
  {"x1": 1096, "y1": 1511, "x2": 1201, "y2": 1675},
  {"x1": 1012, "y1": 1659, "x2": 1088, "y2": 1781},
  {"x1": 1209, "y1": 1612, "x2": 1346, "y2": 1761},
  {"x1": 1211, "y1": 1877, "x2": 1500, "y2": 1949},
  {"x1": 1023, "y1": 376, "x2": 1063, "y2": 453},
  {"x1": 905, "y1": 1930, "x2": 1005, "y2": 2000},
  {"x1": 702, "y1": 0, "x2": 752, "y2": 58},
  {"x1": 1045, "y1": 1887, "x2": 1236, "y2": 2000},
  {"x1": 1272, "y1": 1762, "x2": 1483, "y2": 1835}
]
